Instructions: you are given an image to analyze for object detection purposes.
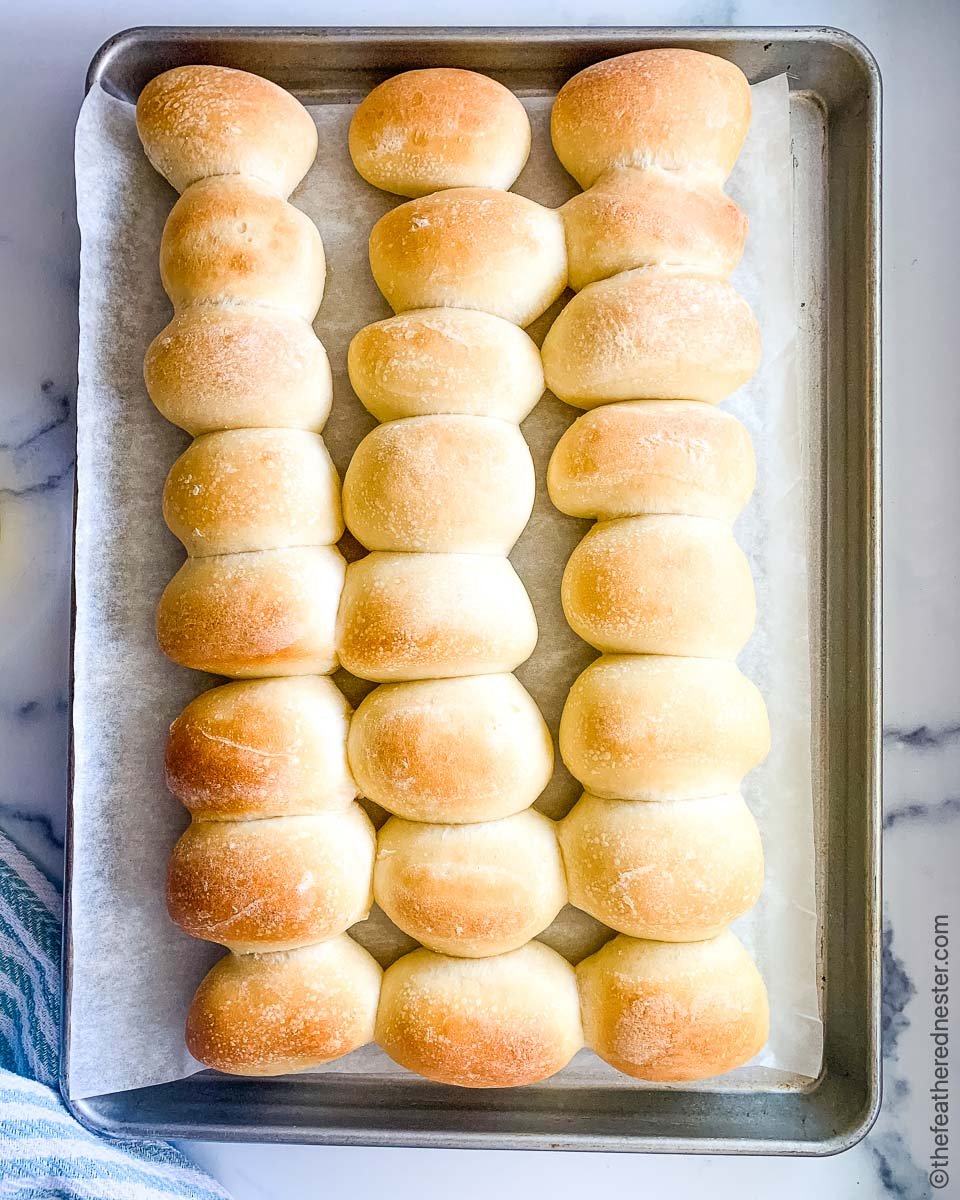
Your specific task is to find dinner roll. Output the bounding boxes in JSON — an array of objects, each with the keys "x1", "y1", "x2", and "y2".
[
  {"x1": 347, "y1": 309, "x2": 544, "y2": 424},
  {"x1": 347, "y1": 674, "x2": 553, "y2": 823},
  {"x1": 577, "y1": 931, "x2": 768, "y2": 1081},
  {"x1": 376, "y1": 943, "x2": 583, "y2": 1087},
  {"x1": 157, "y1": 545, "x2": 345, "y2": 678},
  {"x1": 368, "y1": 188, "x2": 567, "y2": 327},
  {"x1": 343, "y1": 415, "x2": 534, "y2": 554},
  {"x1": 163, "y1": 429, "x2": 342, "y2": 557},
  {"x1": 374, "y1": 811, "x2": 566, "y2": 957},
  {"x1": 165, "y1": 676, "x2": 356, "y2": 819},
  {"x1": 559, "y1": 655, "x2": 769, "y2": 801},
  {"x1": 547, "y1": 400, "x2": 755, "y2": 523},
  {"x1": 560, "y1": 167, "x2": 747, "y2": 290},
  {"x1": 551, "y1": 49, "x2": 752, "y2": 189},
  {"x1": 541, "y1": 267, "x2": 761, "y2": 408},
  {"x1": 559, "y1": 793, "x2": 763, "y2": 941},
  {"x1": 168, "y1": 805, "x2": 375, "y2": 952},
  {"x1": 144, "y1": 307, "x2": 332, "y2": 436},
  {"x1": 349, "y1": 68, "x2": 530, "y2": 197},
  {"x1": 136, "y1": 65, "x2": 318, "y2": 198},
  {"x1": 186, "y1": 936, "x2": 382, "y2": 1076},
  {"x1": 337, "y1": 552, "x2": 537, "y2": 682},
  {"x1": 561, "y1": 515, "x2": 755, "y2": 658},
  {"x1": 160, "y1": 176, "x2": 325, "y2": 318}
]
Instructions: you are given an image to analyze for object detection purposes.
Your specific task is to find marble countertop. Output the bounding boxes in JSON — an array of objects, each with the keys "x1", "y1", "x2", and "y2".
[{"x1": 2, "y1": 0, "x2": 956, "y2": 1195}]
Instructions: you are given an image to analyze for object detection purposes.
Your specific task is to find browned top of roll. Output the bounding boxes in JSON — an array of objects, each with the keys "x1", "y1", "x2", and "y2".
[
  {"x1": 577, "y1": 931, "x2": 769, "y2": 1081},
  {"x1": 368, "y1": 187, "x2": 567, "y2": 328},
  {"x1": 166, "y1": 676, "x2": 356, "y2": 819},
  {"x1": 551, "y1": 49, "x2": 752, "y2": 189},
  {"x1": 541, "y1": 266, "x2": 761, "y2": 408},
  {"x1": 144, "y1": 307, "x2": 332, "y2": 436},
  {"x1": 168, "y1": 806, "x2": 375, "y2": 952},
  {"x1": 349, "y1": 68, "x2": 531, "y2": 197},
  {"x1": 560, "y1": 167, "x2": 747, "y2": 290},
  {"x1": 159, "y1": 176, "x2": 325, "y2": 319},
  {"x1": 156, "y1": 546, "x2": 344, "y2": 679},
  {"x1": 136, "y1": 65, "x2": 318, "y2": 197},
  {"x1": 163, "y1": 428, "x2": 342, "y2": 558},
  {"x1": 375, "y1": 942, "x2": 583, "y2": 1087},
  {"x1": 547, "y1": 401, "x2": 755, "y2": 523},
  {"x1": 186, "y1": 936, "x2": 382, "y2": 1076}
]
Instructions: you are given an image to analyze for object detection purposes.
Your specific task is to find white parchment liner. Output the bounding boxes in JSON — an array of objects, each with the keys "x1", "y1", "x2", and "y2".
[{"x1": 70, "y1": 74, "x2": 821, "y2": 1099}]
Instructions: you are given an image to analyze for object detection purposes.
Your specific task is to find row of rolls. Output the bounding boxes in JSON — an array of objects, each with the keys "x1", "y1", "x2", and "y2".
[{"x1": 137, "y1": 48, "x2": 769, "y2": 1089}]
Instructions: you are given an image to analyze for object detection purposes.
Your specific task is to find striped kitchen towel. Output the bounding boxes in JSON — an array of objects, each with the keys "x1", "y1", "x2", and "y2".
[{"x1": 0, "y1": 830, "x2": 229, "y2": 1199}]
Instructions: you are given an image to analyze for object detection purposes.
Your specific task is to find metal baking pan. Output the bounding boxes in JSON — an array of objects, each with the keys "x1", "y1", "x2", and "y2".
[{"x1": 64, "y1": 25, "x2": 881, "y2": 1154}]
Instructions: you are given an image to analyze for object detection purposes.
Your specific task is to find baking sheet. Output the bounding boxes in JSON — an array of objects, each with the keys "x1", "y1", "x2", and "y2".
[{"x1": 69, "y1": 71, "x2": 821, "y2": 1101}]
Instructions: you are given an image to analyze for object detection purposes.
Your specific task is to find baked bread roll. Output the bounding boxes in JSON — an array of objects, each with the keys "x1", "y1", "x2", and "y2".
[
  {"x1": 347, "y1": 674, "x2": 553, "y2": 823},
  {"x1": 168, "y1": 805, "x2": 375, "y2": 952},
  {"x1": 577, "y1": 931, "x2": 768, "y2": 1081},
  {"x1": 343, "y1": 415, "x2": 535, "y2": 554},
  {"x1": 163, "y1": 428, "x2": 342, "y2": 557},
  {"x1": 547, "y1": 400, "x2": 755, "y2": 523},
  {"x1": 347, "y1": 309, "x2": 544, "y2": 423},
  {"x1": 337, "y1": 552, "x2": 537, "y2": 682},
  {"x1": 136, "y1": 64, "x2": 318, "y2": 198},
  {"x1": 559, "y1": 654, "x2": 769, "y2": 801},
  {"x1": 551, "y1": 49, "x2": 751, "y2": 189},
  {"x1": 186, "y1": 935, "x2": 382, "y2": 1076},
  {"x1": 349, "y1": 68, "x2": 530, "y2": 197},
  {"x1": 541, "y1": 267, "x2": 761, "y2": 408},
  {"x1": 560, "y1": 166, "x2": 747, "y2": 290},
  {"x1": 561, "y1": 515, "x2": 755, "y2": 658},
  {"x1": 166, "y1": 676, "x2": 356, "y2": 819},
  {"x1": 144, "y1": 307, "x2": 332, "y2": 436},
  {"x1": 559, "y1": 793, "x2": 763, "y2": 941},
  {"x1": 376, "y1": 942, "x2": 583, "y2": 1087},
  {"x1": 160, "y1": 176, "x2": 326, "y2": 319},
  {"x1": 157, "y1": 545, "x2": 345, "y2": 678},
  {"x1": 368, "y1": 188, "x2": 567, "y2": 327},
  {"x1": 374, "y1": 811, "x2": 566, "y2": 957}
]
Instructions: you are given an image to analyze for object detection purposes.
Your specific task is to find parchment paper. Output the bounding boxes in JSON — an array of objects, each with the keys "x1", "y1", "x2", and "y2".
[{"x1": 70, "y1": 73, "x2": 821, "y2": 1100}]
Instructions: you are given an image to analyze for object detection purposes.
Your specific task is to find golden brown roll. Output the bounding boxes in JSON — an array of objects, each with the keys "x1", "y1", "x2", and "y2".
[
  {"x1": 159, "y1": 176, "x2": 325, "y2": 318},
  {"x1": 347, "y1": 674, "x2": 553, "y2": 823},
  {"x1": 368, "y1": 188, "x2": 567, "y2": 327},
  {"x1": 136, "y1": 64, "x2": 318, "y2": 198},
  {"x1": 559, "y1": 654, "x2": 770, "y2": 801},
  {"x1": 376, "y1": 942, "x2": 583, "y2": 1087},
  {"x1": 157, "y1": 545, "x2": 345, "y2": 678},
  {"x1": 547, "y1": 400, "x2": 755, "y2": 523},
  {"x1": 560, "y1": 515, "x2": 756, "y2": 658},
  {"x1": 551, "y1": 49, "x2": 752, "y2": 190},
  {"x1": 163, "y1": 429, "x2": 342, "y2": 557},
  {"x1": 374, "y1": 811, "x2": 566, "y2": 957},
  {"x1": 343, "y1": 415, "x2": 535, "y2": 554},
  {"x1": 541, "y1": 267, "x2": 761, "y2": 408},
  {"x1": 577, "y1": 931, "x2": 769, "y2": 1081},
  {"x1": 168, "y1": 805, "x2": 375, "y2": 952},
  {"x1": 144, "y1": 307, "x2": 332, "y2": 436},
  {"x1": 186, "y1": 935, "x2": 382, "y2": 1076},
  {"x1": 166, "y1": 676, "x2": 356, "y2": 819},
  {"x1": 347, "y1": 309, "x2": 544, "y2": 423},
  {"x1": 337, "y1": 552, "x2": 537, "y2": 682},
  {"x1": 349, "y1": 68, "x2": 531, "y2": 197},
  {"x1": 560, "y1": 167, "x2": 747, "y2": 290},
  {"x1": 558, "y1": 793, "x2": 763, "y2": 941}
]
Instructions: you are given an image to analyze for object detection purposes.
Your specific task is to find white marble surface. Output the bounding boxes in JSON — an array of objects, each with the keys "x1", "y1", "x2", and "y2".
[{"x1": 1, "y1": 0, "x2": 956, "y2": 1195}]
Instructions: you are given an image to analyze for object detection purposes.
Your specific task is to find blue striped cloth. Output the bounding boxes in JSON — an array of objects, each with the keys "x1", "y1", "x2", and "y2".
[{"x1": 0, "y1": 830, "x2": 230, "y2": 1199}]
